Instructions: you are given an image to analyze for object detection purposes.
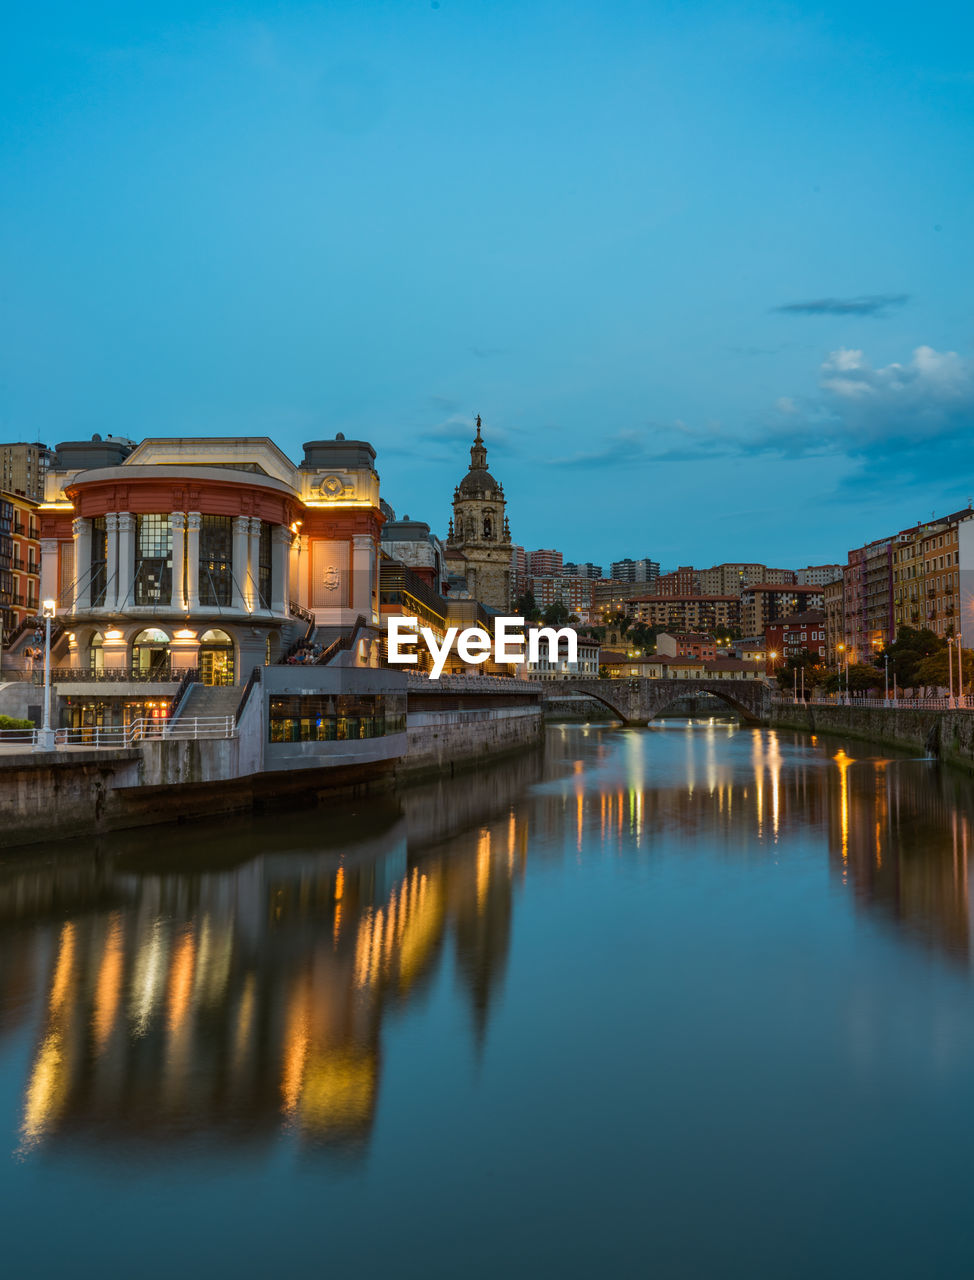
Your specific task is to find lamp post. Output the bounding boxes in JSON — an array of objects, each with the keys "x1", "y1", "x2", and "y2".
[
  {"x1": 37, "y1": 598, "x2": 56, "y2": 751},
  {"x1": 872, "y1": 639, "x2": 890, "y2": 702},
  {"x1": 837, "y1": 643, "x2": 849, "y2": 704},
  {"x1": 959, "y1": 638, "x2": 966, "y2": 707}
]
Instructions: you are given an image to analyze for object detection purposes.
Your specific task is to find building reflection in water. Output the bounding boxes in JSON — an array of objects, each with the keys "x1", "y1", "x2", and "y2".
[{"x1": 2, "y1": 719, "x2": 974, "y2": 1157}]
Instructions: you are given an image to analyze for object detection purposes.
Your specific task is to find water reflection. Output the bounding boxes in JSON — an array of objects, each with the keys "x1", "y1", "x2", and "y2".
[{"x1": 2, "y1": 721, "x2": 974, "y2": 1159}]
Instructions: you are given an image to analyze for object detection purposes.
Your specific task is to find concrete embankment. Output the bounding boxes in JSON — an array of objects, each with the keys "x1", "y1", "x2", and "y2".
[
  {"x1": 769, "y1": 703, "x2": 974, "y2": 772},
  {"x1": 0, "y1": 703, "x2": 544, "y2": 849},
  {"x1": 401, "y1": 706, "x2": 544, "y2": 777}
]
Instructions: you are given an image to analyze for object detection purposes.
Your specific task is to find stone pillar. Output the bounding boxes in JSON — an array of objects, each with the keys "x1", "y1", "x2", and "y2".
[
  {"x1": 271, "y1": 525, "x2": 290, "y2": 615},
  {"x1": 247, "y1": 516, "x2": 262, "y2": 611},
  {"x1": 72, "y1": 517, "x2": 92, "y2": 611},
  {"x1": 186, "y1": 512, "x2": 201, "y2": 611},
  {"x1": 232, "y1": 516, "x2": 250, "y2": 611},
  {"x1": 170, "y1": 512, "x2": 186, "y2": 610},
  {"x1": 352, "y1": 534, "x2": 374, "y2": 620},
  {"x1": 103, "y1": 514, "x2": 119, "y2": 611},
  {"x1": 116, "y1": 513, "x2": 136, "y2": 609},
  {"x1": 39, "y1": 538, "x2": 60, "y2": 609}
]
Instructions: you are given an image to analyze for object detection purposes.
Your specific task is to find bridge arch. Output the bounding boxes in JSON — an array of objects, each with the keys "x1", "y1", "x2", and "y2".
[
  {"x1": 559, "y1": 678, "x2": 770, "y2": 726},
  {"x1": 645, "y1": 684, "x2": 763, "y2": 723},
  {"x1": 560, "y1": 685, "x2": 629, "y2": 723}
]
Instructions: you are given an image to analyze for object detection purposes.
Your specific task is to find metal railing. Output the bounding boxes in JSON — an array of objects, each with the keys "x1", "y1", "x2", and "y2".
[
  {"x1": 0, "y1": 715, "x2": 236, "y2": 751},
  {"x1": 167, "y1": 667, "x2": 201, "y2": 720},
  {"x1": 773, "y1": 695, "x2": 974, "y2": 711},
  {"x1": 315, "y1": 615, "x2": 369, "y2": 665},
  {"x1": 38, "y1": 666, "x2": 179, "y2": 684}
]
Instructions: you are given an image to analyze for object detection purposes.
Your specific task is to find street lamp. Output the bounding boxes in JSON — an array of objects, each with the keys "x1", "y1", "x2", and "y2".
[
  {"x1": 947, "y1": 636, "x2": 961, "y2": 708},
  {"x1": 837, "y1": 643, "x2": 849, "y2": 704},
  {"x1": 36, "y1": 598, "x2": 56, "y2": 751},
  {"x1": 872, "y1": 639, "x2": 890, "y2": 702}
]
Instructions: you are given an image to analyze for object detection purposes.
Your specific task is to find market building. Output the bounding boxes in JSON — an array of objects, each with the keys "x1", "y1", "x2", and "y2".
[{"x1": 15, "y1": 434, "x2": 385, "y2": 729}]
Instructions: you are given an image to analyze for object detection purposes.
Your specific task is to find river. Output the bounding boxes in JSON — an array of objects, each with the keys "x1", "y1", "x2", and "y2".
[{"x1": 2, "y1": 720, "x2": 974, "y2": 1278}]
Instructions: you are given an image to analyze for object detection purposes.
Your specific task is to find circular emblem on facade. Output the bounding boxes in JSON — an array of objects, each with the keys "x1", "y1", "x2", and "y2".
[
  {"x1": 319, "y1": 474, "x2": 344, "y2": 497},
  {"x1": 323, "y1": 566, "x2": 341, "y2": 591}
]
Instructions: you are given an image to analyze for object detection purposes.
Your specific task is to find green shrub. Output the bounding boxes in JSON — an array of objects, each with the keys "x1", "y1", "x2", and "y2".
[{"x1": 0, "y1": 715, "x2": 34, "y2": 730}]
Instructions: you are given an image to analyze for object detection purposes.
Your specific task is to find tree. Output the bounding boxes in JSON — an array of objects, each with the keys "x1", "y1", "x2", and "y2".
[
  {"x1": 848, "y1": 663, "x2": 884, "y2": 692},
  {"x1": 627, "y1": 622, "x2": 660, "y2": 652},
  {"x1": 514, "y1": 591, "x2": 542, "y2": 622},
  {"x1": 883, "y1": 627, "x2": 944, "y2": 688},
  {"x1": 775, "y1": 653, "x2": 826, "y2": 691},
  {"x1": 914, "y1": 647, "x2": 974, "y2": 692},
  {"x1": 821, "y1": 663, "x2": 883, "y2": 694},
  {"x1": 541, "y1": 600, "x2": 571, "y2": 626}
]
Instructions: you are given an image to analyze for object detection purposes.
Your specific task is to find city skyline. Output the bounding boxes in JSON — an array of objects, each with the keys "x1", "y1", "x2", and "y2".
[{"x1": 2, "y1": 1, "x2": 972, "y2": 566}]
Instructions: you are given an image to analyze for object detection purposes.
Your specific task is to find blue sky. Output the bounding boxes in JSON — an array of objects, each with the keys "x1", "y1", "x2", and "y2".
[{"x1": 2, "y1": 1, "x2": 972, "y2": 569}]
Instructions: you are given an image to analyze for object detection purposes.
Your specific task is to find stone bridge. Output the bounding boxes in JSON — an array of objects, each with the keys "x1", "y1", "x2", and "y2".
[{"x1": 561, "y1": 678, "x2": 773, "y2": 725}]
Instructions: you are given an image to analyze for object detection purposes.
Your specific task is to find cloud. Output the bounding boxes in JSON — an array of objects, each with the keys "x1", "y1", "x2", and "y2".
[
  {"x1": 549, "y1": 429, "x2": 648, "y2": 469},
  {"x1": 469, "y1": 346, "x2": 508, "y2": 359},
  {"x1": 774, "y1": 294, "x2": 910, "y2": 317},
  {"x1": 545, "y1": 344, "x2": 974, "y2": 487}
]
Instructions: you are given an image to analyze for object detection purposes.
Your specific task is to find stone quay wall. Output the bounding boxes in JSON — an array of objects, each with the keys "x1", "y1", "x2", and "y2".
[
  {"x1": 0, "y1": 701, "x2": 544, "y2": 851},
  {"x1": 401, "y1": 705, "x2": 544, "y2": 778},
  {"x1": 768, "y1": 702, "x2": 974, "y2": 772}
]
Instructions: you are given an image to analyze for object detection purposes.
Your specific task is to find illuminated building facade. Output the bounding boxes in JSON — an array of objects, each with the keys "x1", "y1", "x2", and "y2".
[
  {"x1": 11, "y1": 434, "x2": 385, "y2": 727},
  {"x1": 0, "y1": 491, "x2": 40, "y2": 646}
]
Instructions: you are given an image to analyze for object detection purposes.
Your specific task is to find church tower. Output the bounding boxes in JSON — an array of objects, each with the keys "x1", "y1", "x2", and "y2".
[{"x1": 445, "y1": 415, "x2": 512, "y2": 610}]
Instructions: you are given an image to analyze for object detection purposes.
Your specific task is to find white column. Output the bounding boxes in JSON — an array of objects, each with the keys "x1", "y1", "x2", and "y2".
[
  {"x1": 72, "y1": 518, "x2": 92, "y2": 611},
  {"x1": 186, "y1": 512, "x2": 201, "y2": 610},
  {"x1": 352, "y1": 534, "x2": 374, "y2": 620},
  {"x1": 232, "y1": 515, "x2": 249, "y2": 611},
  {"x1": 247, "y1": 516, "x2": 262, "y2": 611},
  {"x1": 271, "y1": 525, "x2": 290, "y2": 615},
  {"x1": 170, "y1": 512, "x2": 186, "y2": 610},
  {"x1": 103, "y1": 514, "x2": 119, "y2": 611},
  {"x1": 39, "y1": 538, "x2": 60, "y2": 609},
  {"x1": 116, "y1": 512, "x2": 135, "y2": 609}
]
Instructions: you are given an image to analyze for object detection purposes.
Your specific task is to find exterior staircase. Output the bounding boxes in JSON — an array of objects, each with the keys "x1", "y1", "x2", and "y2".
[{"x1": 173, "y1": 683, "x2": 242, "y2": 723}]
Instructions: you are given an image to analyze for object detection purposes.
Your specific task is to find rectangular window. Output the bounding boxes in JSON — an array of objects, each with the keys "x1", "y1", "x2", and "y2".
[
  {"x1": 90, "y1": 516, "x2": 108, "y2": 605},
  {"x1": 134, "y1": 515, "x2": 172, "y2": 605},
  {"x1": 258, "y1": 521, "x2": 272, "y2": 609},
  {"x1": 200, "y1": 515, "x2": 233, "y2": 606},
  {"x1": 268, "y1": 694, "x2": 406, "y2": 742}
]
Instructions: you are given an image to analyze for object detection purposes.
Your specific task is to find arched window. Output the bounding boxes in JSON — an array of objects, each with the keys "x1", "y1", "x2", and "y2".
[
  {"x1": 199, "y1": 628, "x2": 235, "y2": 686},
  {"x1": 89, "y1": 631, "x2": 104, "y2": 673},
  {"x1": 483, "y1": 512, "x2": 493, "y2": 539},
  {"x1": 131, "y1": 628, "x2": 171, "y2": 680}
]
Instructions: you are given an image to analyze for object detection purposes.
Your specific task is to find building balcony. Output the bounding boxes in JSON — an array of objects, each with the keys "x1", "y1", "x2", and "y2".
[{"x1": 45, "y1": 666, "x2": 181, "y2": 684}]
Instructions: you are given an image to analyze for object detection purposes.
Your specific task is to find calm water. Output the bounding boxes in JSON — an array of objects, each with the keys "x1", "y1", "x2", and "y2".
[{"x1": 3, "y1": 721, "x2": 974, "y2": 1278}]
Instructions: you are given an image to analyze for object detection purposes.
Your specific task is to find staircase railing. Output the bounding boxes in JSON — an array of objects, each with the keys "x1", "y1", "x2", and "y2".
[
  {"x1": 281, "y1": 605, "x2": 316, "y2": 662},
  {"x1": 235, "y1": 665, "x2": 262, "y2": 722},
  {"x1": 315, "y1": 615, "x2": 369, "y2": 666},
  {"x1": 168, "y1": 667, "x2": 201, "y2": 723}
]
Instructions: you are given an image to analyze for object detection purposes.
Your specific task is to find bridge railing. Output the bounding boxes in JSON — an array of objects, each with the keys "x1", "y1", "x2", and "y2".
[{"x1": 773, "y1": 695, "x2": 974, "y2": 711}]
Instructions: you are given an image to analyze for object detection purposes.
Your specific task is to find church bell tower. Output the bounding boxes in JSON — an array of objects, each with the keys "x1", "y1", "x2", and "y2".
[{"x1": 446, "y1": 415, "x2": 512, "y2": 610}]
